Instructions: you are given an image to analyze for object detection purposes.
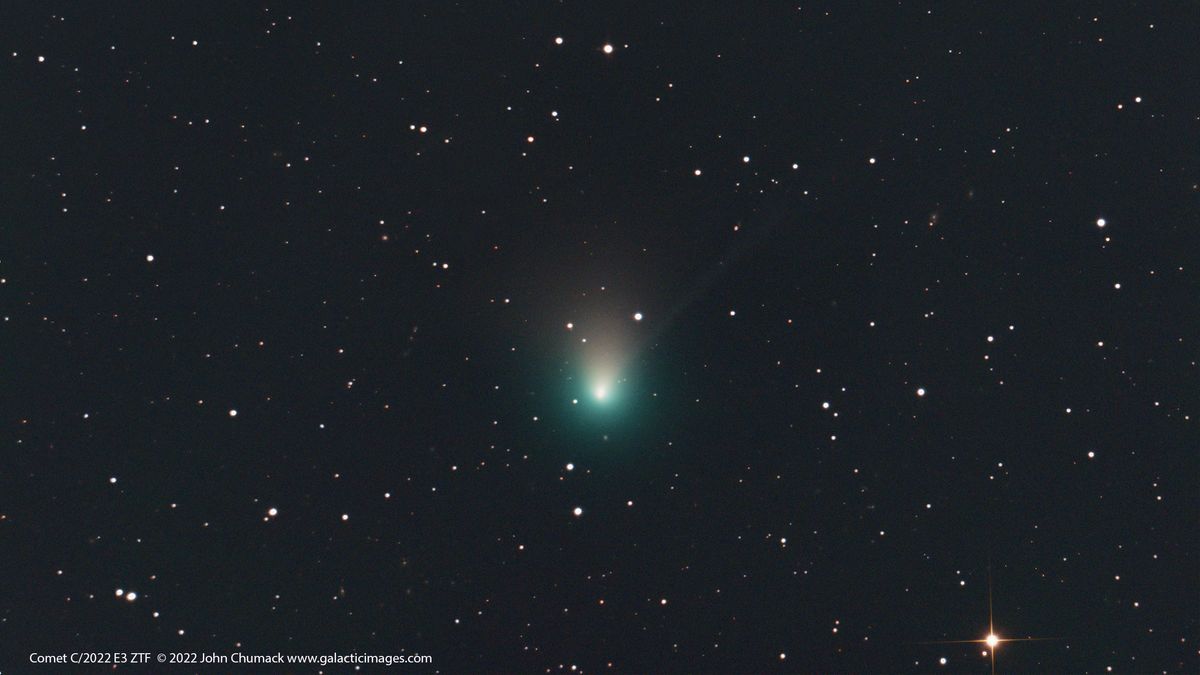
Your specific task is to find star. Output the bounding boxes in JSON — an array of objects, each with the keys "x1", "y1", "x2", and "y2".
[{"x1": 919, "y1": 567, "x2": 1057, "y2": 674}]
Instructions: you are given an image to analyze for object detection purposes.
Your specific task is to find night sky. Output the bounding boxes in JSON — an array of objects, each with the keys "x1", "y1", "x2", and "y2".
[{"x1": 4, "y1": 3, "x2": 1198, "y2": 673}]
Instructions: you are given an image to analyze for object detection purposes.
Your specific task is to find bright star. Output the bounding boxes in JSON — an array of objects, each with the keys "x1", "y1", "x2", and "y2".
[{"x1": 918, "y1": 567, "x2": 1057, "y2": 675}]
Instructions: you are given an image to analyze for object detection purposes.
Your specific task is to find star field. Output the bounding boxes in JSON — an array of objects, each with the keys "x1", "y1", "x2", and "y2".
[{"x1": 3, "y1": 3, "x2": 1198, "y2": 673}]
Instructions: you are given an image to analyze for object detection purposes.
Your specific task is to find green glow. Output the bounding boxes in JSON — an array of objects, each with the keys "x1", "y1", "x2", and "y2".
[
  {"x1": 585, "y1": 358, "x2": 621, "y2": 408},
  {"x1": 587, "y1": 375, "x2": 619, "y2": 407},
  {"x1": 561, "y1": 313, "x2": 641, "y2": 419}
]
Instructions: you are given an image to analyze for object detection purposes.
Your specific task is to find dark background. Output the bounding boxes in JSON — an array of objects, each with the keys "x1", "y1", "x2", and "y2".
[{"x1": 2, "y1": 2, "x2": 1197, "y2": 673}]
